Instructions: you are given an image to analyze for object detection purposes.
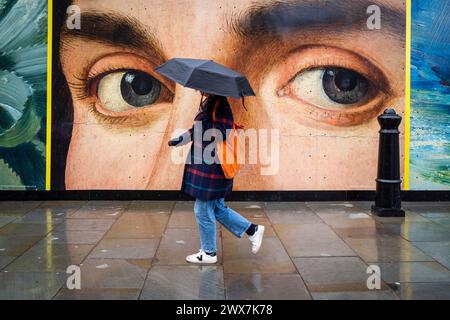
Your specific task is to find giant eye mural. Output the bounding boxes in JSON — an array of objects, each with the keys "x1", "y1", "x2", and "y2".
[{"x1": 0, "y1": 0, "x2": 448, "y2": 192}]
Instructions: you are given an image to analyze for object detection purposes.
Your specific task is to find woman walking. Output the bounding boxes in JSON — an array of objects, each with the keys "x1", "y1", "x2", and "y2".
[{"x1": 168, "y1": 94, "x2": 264, "y2": 264}]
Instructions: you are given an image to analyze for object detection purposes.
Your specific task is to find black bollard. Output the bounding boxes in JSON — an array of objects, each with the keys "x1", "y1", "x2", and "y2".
[{"x1": 371, "y1": 108, "x2": 405, "y2": 217}]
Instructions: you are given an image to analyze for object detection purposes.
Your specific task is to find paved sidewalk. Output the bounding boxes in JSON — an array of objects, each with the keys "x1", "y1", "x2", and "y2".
[{"x1": 0, "y1": 200, "x2": 449, "y2": 300}]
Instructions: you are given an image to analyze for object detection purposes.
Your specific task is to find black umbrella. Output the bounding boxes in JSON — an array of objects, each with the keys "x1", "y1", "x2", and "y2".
[{"x1": 155, "y1": 58, "x2": 255, "y2": 99}]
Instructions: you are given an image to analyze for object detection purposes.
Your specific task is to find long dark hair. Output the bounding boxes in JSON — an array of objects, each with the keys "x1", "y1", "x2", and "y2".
[
  {"x1": 195, "y1": 94, "x2": 223, "y2": 121},
  {"x1": 200, "y1": 93, "x2": 227, "y2": 111}
]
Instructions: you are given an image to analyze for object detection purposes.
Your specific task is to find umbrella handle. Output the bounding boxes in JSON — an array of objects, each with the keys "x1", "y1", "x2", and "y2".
[{"x1": 241, "y1": 96, "x2": 248, "y2": 111}]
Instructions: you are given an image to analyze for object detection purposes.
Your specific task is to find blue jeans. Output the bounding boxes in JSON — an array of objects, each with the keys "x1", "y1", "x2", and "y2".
[{"x1": 194, "y1": 198, "x2": 251, "y2": 253}]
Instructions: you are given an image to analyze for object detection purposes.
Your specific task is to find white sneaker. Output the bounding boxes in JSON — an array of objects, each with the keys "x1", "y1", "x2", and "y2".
[
  {"x1": 186, "y1": 250, "x2": 218, "y2": 264},
  {"x1": 248, "y1": 225, "x2": 265, "y2": 254}
]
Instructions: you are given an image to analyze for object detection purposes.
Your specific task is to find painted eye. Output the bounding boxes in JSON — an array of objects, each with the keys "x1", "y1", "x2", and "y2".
[
  {"x1": 97, "y1": 70, "x2": 162, "y2": 112},
  {"x1": 322, "y1": 68, "x2": 369, "y2": 104},
  {"x1": 282, "y1": 67, "x2": 373, "y2": 109}
]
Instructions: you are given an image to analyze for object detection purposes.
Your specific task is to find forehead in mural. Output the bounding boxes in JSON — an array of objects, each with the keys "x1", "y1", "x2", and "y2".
[{"x1": 58, "y1": 0, "x2": 405, "y2": 190}]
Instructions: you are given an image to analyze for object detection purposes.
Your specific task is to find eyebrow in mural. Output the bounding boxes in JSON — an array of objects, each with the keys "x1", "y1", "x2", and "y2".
[
  {"x1": 229, "y1": 0, "x2": 405, "y2": 38},
  {"x1": 61, "y1": 12, "x2": 165, "y2": 59}
]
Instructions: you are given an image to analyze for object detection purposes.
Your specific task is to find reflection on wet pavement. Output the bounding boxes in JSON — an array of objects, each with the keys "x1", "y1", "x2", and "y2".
[
  {"x1": 141, "y1": 265, "x2": 225, "y2": 300},
  {"x1": 293, "y1": 256, "x2": 390, "y2": 291},
  {"x1": 0, "y1": 200, "x2": 448, "y2": 299}
]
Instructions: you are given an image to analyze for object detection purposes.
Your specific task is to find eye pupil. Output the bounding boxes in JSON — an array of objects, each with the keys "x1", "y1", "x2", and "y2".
[
  {"x1": 322, "y1": 67, "x2": 369, "y2": 104},
  {"x1": 128, "y1": 72, "x2": 152, "y2": 95},
  {"x1": 334, "y1": 70, "x2": 357, "y2": 91},
  {"x1": 120, "y1": 71, "x2": 161, "y2": 107}
]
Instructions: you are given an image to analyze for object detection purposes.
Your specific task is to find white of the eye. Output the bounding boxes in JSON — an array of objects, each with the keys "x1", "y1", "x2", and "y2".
[
  {"x1": 290, "y1": 69, "x2": 350, "y2": 109},
  {"x1": 97, "y1": 71, "x2": 134, "y2": 112}
]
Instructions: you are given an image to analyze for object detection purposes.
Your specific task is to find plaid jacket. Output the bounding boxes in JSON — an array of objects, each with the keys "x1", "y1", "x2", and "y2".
[{"x1": 177, "y1": 96, "x2": 234, "y2": 200}]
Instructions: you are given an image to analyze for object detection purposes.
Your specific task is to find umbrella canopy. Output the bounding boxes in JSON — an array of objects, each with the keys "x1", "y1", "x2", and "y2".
[{"x1": 155, "y1": 58, "x2": 255, "y2": 99}]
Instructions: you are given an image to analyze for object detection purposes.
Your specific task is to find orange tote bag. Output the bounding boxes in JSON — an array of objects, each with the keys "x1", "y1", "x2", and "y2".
[{"x1": 212, "y1": 103, "x2": 243, "y2": 179}]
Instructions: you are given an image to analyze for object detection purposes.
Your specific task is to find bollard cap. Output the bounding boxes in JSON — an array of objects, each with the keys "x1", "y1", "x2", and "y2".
[
  {"x1": 377, "y1": 108, "x2": 402, "y2": 130},
  {"x1": 384, "y1": 108, "x2": 396, "y2": 114}
]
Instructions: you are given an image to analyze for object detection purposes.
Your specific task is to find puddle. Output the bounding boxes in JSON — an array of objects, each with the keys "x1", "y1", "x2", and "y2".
[{"x1": 349, "y1": 213, "x2": 370, "y2": 219}]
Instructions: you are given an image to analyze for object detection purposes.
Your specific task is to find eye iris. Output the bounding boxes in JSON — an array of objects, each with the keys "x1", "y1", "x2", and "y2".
[
  {"x1": 120, "y1": 71, "x2": 161, "y2": 107},
  {"x1": 322, "y1": 68, "x2": 369, "y2": 104}
]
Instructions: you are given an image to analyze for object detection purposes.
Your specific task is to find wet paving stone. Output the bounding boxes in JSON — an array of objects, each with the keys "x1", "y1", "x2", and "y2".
[
  {"x1": 0, "y1": 272, "x2": 66, "y2": 299},
  {"x1": 141, "y1": 265, "x2": 225, "y2": 300},
  {"x1": 0, "y1": 201, "x2": 41, "y2": 212},
  {"x1": 293, "y1": 257, "x2": 387, "y2": 292},
  {"x1": 167, "y1": 210, "x2": 197, "y2": 229},
  {"x1": 84, "y1": 201, "x2": 131, "y2": 209},
  {"x1": 0, "y1": 256, "x2": 15, "y2": 269},
  {"x1": 155, "y1": 228, "x2": 222, "y2": 265},
  {"x1": 0, "y1": 235, "x2": 42, "y2": 256},
  {"x1": 348, "y1": 201, "x2": 373, "y2": 211},
  {"x1": 404, "y1": 203, "x2": 450, "y2": 214},
  {"x1": 374, "y1": 210, "x2": 431, "y2": 223},
  {"x1": 274, "y1": 224, "x2": 356, "y2": 257},
  {"x1": 128, "y1": 201, "x2": 175, "y2": 213},
  {"x1": 224, "y1": 273, "x2": 311, "y2": 300},
  {"x1": 43, "y1": 230, "x2": 106, "y2": 245},
  {"x1": 383, "y1": 222, "x2": 450, "y2": 242},
  {"x1": 125, "y1": 207, "x2": 173, "y2": 215},
  {"x1": 39, "y1": 200, "x2": 87, "y2": 208},
  {"x1": 390, "y1": 282, "x2": 450, "y2": 300},
  {"x1": 312, "y1": 290, "x2": 398, "y2": 300},
  {"x1": 26, "y1": 206, "x2": 81, "y2": 218},
  {"x1": 69, "y1": 207, "x2": 125, "y2": 220},
  {"x1": 54, "y1": 288, "x2": 140, "y2": 300},
  {"x1": 306, "y1": 202, "x2": 362, "y2": 215},
  {"x1": 344, "y1": 236, "x2": 434, "y2": 262},
  {"x1": 412, "y1": 241, "x2": 450, "y2": 269},
  {"x1": 78, "y1": 258, "x2": 150, "y2": 289},
  {"x1": 13, "y1": 212, "x2": 66, "y2": 225},
  {"x1": 417, "y1": 212, "x2": 450, "y2": 219},
  {"x1": 316, "y1": 211, "x2": 377, "y2": 229},
  {"x1": 173, "y1": 202, "x2": 195, "y2": 212},
  {"x1": 331, "y1": 225, "x2": 402, "y2": 239},
  {"x1": 265, "y1": 210, "x2": 323, "y2": 224},
  {"x1": 0, "y1": 210, "x2": 33, "y2": 217},
  {"x1": 377, "y1": 262, "x2": 450, "y2": 283},
  {"x1": 266, "y1": 202, "x2": 311, "y2": 211},
  {"x1": 0, "y1": 215, "x2": 17, "y2": 228},
  {"x1": 55, "y1": 219, "x2": 115, "y2": 232},
  {"x1": 5, "y1": 243, "x2": 93, "y2": 272},
  {"x1": 89, "y1": 238, "x2": 160, "y2": 260},
  {"x1": 105, "y1": 212, "x2": 169, "y2": 239},
  {"x1": 419, "y1": 215, "x2": 450, "y2": 227},
  {"x1": 0, "y1": 223, "x2": 53, "y2": 237},
  {"x1": 223, "y1": 237, "x2": 296, "y2": 274}
]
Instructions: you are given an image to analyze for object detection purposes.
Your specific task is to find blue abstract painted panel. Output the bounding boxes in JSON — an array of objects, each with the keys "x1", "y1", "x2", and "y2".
[
  {"x1": 0, "y1": 0, "x2": 47, "y2": 190},
  {"x1": 410, "y1": 0, "x2": 450, "y2": 189}
]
